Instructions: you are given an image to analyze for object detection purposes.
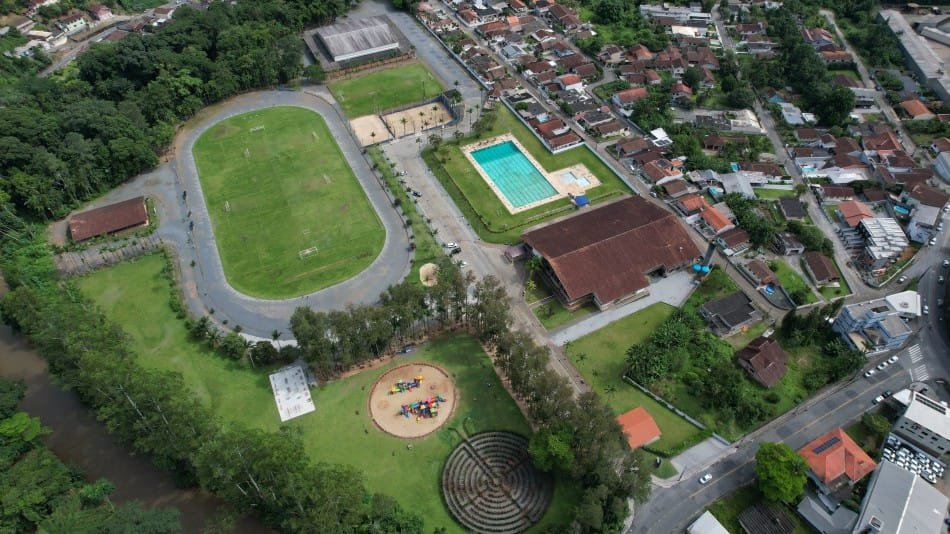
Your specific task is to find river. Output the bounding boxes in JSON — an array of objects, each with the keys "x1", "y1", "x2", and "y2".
[{"x1": 0, "y1": 324, "x2": 267, "y2": 533}]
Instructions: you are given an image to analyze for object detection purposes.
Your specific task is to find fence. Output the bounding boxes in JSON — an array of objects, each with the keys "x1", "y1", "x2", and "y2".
[
  {"x1": 54, "y1": 235, "x2": 163, "y2": 277},
  {"x1": 622, "y1": 375, "x2": 732, "y2": 449}
]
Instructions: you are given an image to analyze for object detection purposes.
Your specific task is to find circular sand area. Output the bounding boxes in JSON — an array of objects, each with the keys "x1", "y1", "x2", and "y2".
[
  {"x1": 419, "y1": 263, "x2": 438, "y2": 287},
  {"x1": 369, "y1": 363, "x2": 456, "y2": 438}
]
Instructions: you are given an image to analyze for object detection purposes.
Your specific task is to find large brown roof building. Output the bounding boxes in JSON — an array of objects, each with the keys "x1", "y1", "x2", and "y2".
[
  {"x1": 521, "y1": 197, "x2": 699, "y2": 309},
  {"x1": 68, "y1": 197, "x2": 148, "y2": 242},
  {"x1": 736, "y1": 337, "x2": 788, "y2": 388}
]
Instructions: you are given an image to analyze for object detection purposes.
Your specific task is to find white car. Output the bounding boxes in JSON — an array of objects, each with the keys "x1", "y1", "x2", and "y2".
[
  {"x1": 865, "y1": 369, "x2": 877, "y2": 378},
  {"x1": 873, "y1": 395, "x2": 885, "y2": 405},
  {"x1": 923, "y1": 305, "x2": 930, "y2": 315},
  {"x1": 930, "y1": 237, "x2": 938, "y2": 246},
  {"x1": 898, "y1": 276, "x2": 908, "y2": 283},
  {"x1": 887, "y1": 355, "x2": 899, "y2": 364},
  {"x1": 445, "y1": 242, "x2": 458, "y2": 249},
  {"x1": 877, "y1": 362, "x2": 888, "y2": 371},
  {"x1": 943, "y1": 259, "x2": 950, "y2": 268},
  {"x1": 699, "y1": 473, "x2": 712, "y2": 484}
]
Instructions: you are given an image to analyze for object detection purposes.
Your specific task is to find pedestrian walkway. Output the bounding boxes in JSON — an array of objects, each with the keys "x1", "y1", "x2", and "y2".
[
  {"x1": 907, "y1": 344, "x2": 930, "y2": 381},
  {"x1": 550, "y1": 272, "x2": 693, "y2": 345}
]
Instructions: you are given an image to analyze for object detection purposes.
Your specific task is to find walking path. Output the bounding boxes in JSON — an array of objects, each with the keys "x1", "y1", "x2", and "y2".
[{"x1": 549, "y1": 272, "x2": 693, "y2": 345}]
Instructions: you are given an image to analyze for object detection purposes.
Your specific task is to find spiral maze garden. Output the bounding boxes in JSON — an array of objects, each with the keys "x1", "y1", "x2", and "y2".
[{"x1": 441, "y1": 432, "x2": 553, "y2": 533}]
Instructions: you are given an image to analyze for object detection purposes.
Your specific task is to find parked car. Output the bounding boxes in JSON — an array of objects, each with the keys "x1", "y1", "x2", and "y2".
[
  {"x1": 444, "y1": 242, "x2": 458, "y2": 249},
  {"x1": 888, "y1": 355, "x2": 899, "y2": 364},
  {"x1": 883, "y1": 390, "x2": 893, "y2": 398},
  {"x1": 449, "y1": 247, "x2": 462, "y2": 255},
  {"x1": 412, "y1": 190, "x2": 422, "y2": 198},
  {"x1": 873, "y1": 395, "x2": 885, "y2": 404},
  {"x1": 924, "y1": 305, "x2": 930, "y2": 315},
  {"x1": 898, "y1": 276, "x2": 908, "y2": 284},
  {"x1": 943, "y1": 259, "x2": 950, "y2": 268},
  {"x1": 699, "y1": 473, "x2": 712, "y2": 484},
  {"x1": 940, "y1": 276, "x2": 945, "y2": 284},
  {"x1": 865, "y1": 369, "x2": 877, "y2": 378},
  {"x1": 397, "y1": 170, "x2": 408, "y2": 176},
  {"x1": 877, "y1": 362, "x2": 888, "y2": 370},
  {"x1": 929, "y1": 237, "x2": 937, "y2": 246}
]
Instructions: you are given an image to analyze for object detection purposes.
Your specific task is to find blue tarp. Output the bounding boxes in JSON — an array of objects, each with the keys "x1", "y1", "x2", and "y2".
[{"x1": 574, "y1": 195, "x2": 589, "y2": 206}]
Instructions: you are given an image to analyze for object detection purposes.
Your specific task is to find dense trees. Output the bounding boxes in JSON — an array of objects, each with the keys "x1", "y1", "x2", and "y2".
[
  {"x1": 0, "y1": 377, "x2": 181, "y2": 533},
  {"x1": 755, "y1": 442, "x2": 807, "y2": 503},
  {"x1": 725, "y1": 193, "x2": 777, "y2": 248}
]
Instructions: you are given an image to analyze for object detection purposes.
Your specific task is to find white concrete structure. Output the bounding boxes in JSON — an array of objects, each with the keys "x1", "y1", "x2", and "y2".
[{"x1": 269, "y1": 364, "x2": 315, "y2": 422}]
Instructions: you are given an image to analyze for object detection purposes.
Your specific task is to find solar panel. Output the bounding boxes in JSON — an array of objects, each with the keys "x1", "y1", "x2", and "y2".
[{"x1": 812, "y1": 436, "x2": 841, "y2": 455}]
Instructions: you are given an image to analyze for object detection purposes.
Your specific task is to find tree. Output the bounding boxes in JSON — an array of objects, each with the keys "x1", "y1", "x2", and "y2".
[
  {"x1": 727, "y1": 86, "x2": 755, "y2": 109},
  {"x1": 814, "y1": 84, "x2": 855, "y2": 126},
  {"x1": 528, "y1": 426, "x2": 575, "y2": 472},
  {"x1": 862, "y1": 412, "x2": 891, "y2": 441},
  {"x1": 682, "y1": 67, "x2": 702, "y2": 90},
  {"x1": 755, "y1": 442, "x2": 807, "y2": 503}
]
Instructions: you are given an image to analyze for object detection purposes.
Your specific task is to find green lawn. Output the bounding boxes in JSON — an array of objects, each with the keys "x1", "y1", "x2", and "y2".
[
  {"x1": 329, "y1": 62, "x2": 444, "y2": 117},
  {"x1": 753, "y1": 188, "x2": 796, "y2": 200},
  {"x1": 533, "y1": 301, "x2": 597, "y2": 330},
  {"x1": 771, "y1": 260, "x2": 818, "y2": 305},
  {"x1": 683, "y1": 267, "x2": 740, "y2": 314},
  {"x1": 193, "y1": 107, "x2": 384, "y2": 298},
  {"x1": 816, "y1": 257, "x2": 852, "y2": 300},
  {"x1": 424, "y1": 105, "x2": 633, "y2": 243},
  {"x1": 565, "y1": 304, "x2": 703, "y2": 452},
  {"x1": 708, "y1": 486, "x2": 811, "y2": 534},
  {"x1": 77, "y1": 255, "x2": 579, "y2": 531}
]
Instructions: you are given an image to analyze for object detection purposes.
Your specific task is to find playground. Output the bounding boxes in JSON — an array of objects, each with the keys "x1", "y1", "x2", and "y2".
[{"x1": 369, "y1": 363, "x2": 457, "y2": 438}]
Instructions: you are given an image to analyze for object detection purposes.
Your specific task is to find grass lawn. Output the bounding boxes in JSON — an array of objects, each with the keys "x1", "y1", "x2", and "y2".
[
  {"x1": 424, "y1": 105, "x2": 632, "y2": 243},
  {"x1": 726, "y1": 321, "x2": 769, "y2": 351},
  {"x1": 77, "y1": 255, "x2": 579, "y2": 531},
  {"x1": 753, "y1": 188, "x2": 796, "y2": 200},
  {"x1": 193, "y1": 107, "x2": 384, "y2": 298},
  {"x1": 683, "y1": 267, "x2": 739, "y2": 314},
  {"x1": 708, "y1": 486, "x2": 811, "y2": 534},
  {"x1": 118, "y1": 0, "x2": 165, "y2": 10},
  {"x1": 771, "y1": 260, "x2": 817, "y2": 305},
  {"x1": 565, "y1": 303, "x2": 703, "y2": 452},
  {"x1": 533, "y1": 301, "x2": 596, "y2": 330},
  {"x1": 329, "y1": 62, "x2": 444, "y2": 118},
  {"x1": 817, "y1": 258, "x2": 852, "y2": 300}
]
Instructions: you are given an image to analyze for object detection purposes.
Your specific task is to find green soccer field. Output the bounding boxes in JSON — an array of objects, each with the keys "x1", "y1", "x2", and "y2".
[
  {"x1": 193, "y1": 106, "x2": 384, "y2": 298},
  {"x1": 77, "y1": 255, "x2": 580, "y2": 531},
  {"x1": 329, "y1": 62, "x2": 445, "y2": 117}
]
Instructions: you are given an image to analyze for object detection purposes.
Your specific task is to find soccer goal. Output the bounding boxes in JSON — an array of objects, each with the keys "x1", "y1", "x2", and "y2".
[
  {"x1": 224, "y1": 201, "x2": 231, "y2": 213},
  {"x1": 298, "y1": 246, "x2": 318, "y2": 259},
  {"x1": 250, "y1": 126, "x2": 265, "y2": 133}
]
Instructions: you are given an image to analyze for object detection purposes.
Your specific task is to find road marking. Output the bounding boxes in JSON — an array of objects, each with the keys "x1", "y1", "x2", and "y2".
[
  {"x1": 908, "y1": 344, "x2": 922, "y2": 363},
  {"x1": 912, "y1": 364, "x2": 930, "y2": 382}
]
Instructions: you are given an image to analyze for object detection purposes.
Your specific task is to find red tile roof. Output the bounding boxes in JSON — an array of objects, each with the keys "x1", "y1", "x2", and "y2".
[
  {"x1": 907, "y1": 183, "x2": 950, "y2": 208},
  {"x1": 614, "y1": 87, "x2": 648, "y2": 104},
  {"x1": 617, "y1": 407, "x2": 662, "y2": 449},
  {"x1": 736, "y1": 337, "x2": 788, "y2": 387},
  {"x1": 799, "y1": 428, "x2": 876, "y2": 487},
  {"x1": 719, "y1": 227, "x2": 750, "y2": 248},
  {"x1": 900, "y1": 99, "x2": 934, "y2": 118},
  {"x1": 838, "y1": 200, "x2": 874, "y2": 227},
  {"x1": 521, "y1": 197, "x2": 699, "y2": 305},
  {"x1": 700, "y1": 203, "x2": 733, "y2": 233},
  {"x1": 68, "y1": 197, "x2": 148, "y2": 242}
]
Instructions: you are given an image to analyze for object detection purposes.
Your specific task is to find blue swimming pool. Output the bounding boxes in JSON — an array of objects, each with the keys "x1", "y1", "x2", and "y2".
[{"x1": 470, "y1": 141, "x2": 557, "y2": 208}]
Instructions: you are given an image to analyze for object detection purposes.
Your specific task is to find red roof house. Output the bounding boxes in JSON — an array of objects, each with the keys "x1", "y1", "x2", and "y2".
[
  {"x1": 798, "y1": 428, "x2": 876, "y2": 496},
  {"x1": 617, "y1": 407, "x2": 662, "y2": 449},
  {"x1": 68, "y1": 197, "x2": 149, "y2": 242}
]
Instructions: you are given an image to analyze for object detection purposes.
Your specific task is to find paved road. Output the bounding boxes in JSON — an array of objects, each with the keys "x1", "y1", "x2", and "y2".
[{"x1": 634, "y1": 347, "x2": 914, "y2": 533}]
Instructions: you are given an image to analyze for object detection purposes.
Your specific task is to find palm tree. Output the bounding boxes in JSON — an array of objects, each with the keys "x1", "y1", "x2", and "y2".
[
  {"x1": 207, "y1": 328, "x2": 221, "y2": 349},
  {"x1": 370, "y1": 131, "x2": 376, "y2": 144},
  {"x1": 400, "y1": 116, "x2": 408, "y2": 135},
  {"x1": 271, "y1": 329, "x2": 281, "y2": 341}
]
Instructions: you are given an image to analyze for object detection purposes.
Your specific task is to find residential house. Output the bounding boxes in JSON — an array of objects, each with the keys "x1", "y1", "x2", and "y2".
[
  {"x1": 616, "y1": 407, "x2": 661, "y2": 449},
  {"x1": 930, "y1": 137, "x2": 950, "y2": 155},
  {"x1": 56, "y1": 12, "x2": 87, "y2": 35},
  {"x1": 612, "y1": 87, "x2": 649, "y2": 114},
  {"x1": 856, "y1": 217, "x2": 910, "y2": 275},
  {"x1": 907, "y1": 203, "x2": 941, "y2": 243},
  {"x1": 662, "y1": 179, "x2": 691, "y2": 198},
  {"x1": 591, "y1": 119, "x2": 627, "y2": 138},
  {"x1": 777, "y1": 197, "x2": 806, "y2": 220},
  {"x1": 900, "y1": 99, "x2": 936, "y2": 120},
  {"x1": 801, "y1": 27, "x2": 835, "y2": 48},
  {"x1": 614, "y1": 137, "x2": 652, "y2": 159},
  {"x1": 819, "y1": 50, "x2": 853, "y2": 65},
  {"x1": 736, "y1": 21, "x2": 767, "y2": 37},
  {"x1": 717, "y1": 227, "x2": 751, "y2": 256},
  {"x1": 699, "y1": 291, "x2": 760, "y2": 336},
  {"x1": 833, "y1": 290, "x2": 919, "y2": 352},
  {"x1": 736, "y1": 337, "x2": 788, "y2": 388},
  {"x1": 687, "y1": 511, "x2": 729, "y2": 534},
  {"x1": 904, "y1": 182, "x2": 949, "y2": 210},
  {"x1": 598, "y1": 44, "x2": 623, "y2": 65},
  {"x1": 837, "y1": 199, "x2": 874, "y2": 228},
  {"x1": 743, "y1": 260, "x2": 777, "y2": 288},
  {"x1": 802, "y1": 251, "x2": 839, "y2": 286},
  {"x1": 641, "y1": 158, "x2": 684, "y2": 185},
  {"x1": 817, "y1": 184, "x2": 855, "y2": 202},
  {"x1": 521, "y1": 197, "x2": 698, "y2": 310},
  {"x1": 798, "y1": 428, "x2": 876, "y2": 499},
  {"x1": 702, "y1": 135, "x2": 748, "y2": 152},
  {"x1": 556, "y1": 73, "x2": 583, "y2": 93},
  {"x1": 670, "y1": 82, "x2": 693, "y2": 104}
]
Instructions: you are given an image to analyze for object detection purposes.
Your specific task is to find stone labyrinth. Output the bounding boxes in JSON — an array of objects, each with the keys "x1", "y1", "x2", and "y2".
[{"x1": 442, "y1": 432, "x2": 553, "y2": 533}]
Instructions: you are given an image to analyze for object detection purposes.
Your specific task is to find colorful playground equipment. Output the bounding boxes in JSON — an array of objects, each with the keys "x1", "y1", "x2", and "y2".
[
  {"x1": 400, "y1": 395, "x2": 447, "y2": 419},
  {"x1": 389, "y1": 375, "x2": 424, "y2": 395}
]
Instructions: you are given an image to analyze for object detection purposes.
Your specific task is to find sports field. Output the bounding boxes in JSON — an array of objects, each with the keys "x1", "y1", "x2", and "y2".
[
  {"x1": 78, "y1": 255, "x2": 579, "y2": 530},
  {"x1": 329, "y1": 62, "x2": 444, "y2": 117},
  {"x1": 193, "y1": 106, "x2": 384, "y2": 298}
]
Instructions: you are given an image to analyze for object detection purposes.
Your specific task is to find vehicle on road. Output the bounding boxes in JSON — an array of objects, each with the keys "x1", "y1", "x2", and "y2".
[
  {"x1": 877, "y1": 362, "x2": 888, "y2": 370},
  {"x1": 459, "y1": 261, "x2": 468, "y2": 268},
  {"x1": 412, "y1": 190, "x2": 422, "y2": 198},
  {"x1": 699, "y1": 473, "x2": 712, "y2": 484},
  {"x1": 883, "y1": 390, "x2": 893, "y2": 398},
  {"x1": 444, "y1": 242, "x2": 458, "y2": 249},
  {"x1": 865, "y1": 369, "x2": 877, "y2": 378},
  {"x1": 873, "y1": 395, "x2": 885, "y2": 404},
  {"x1": 943, "y1": 259, "x2": 949, "y2": 268},
  {"x1": 940, "y1": 276, "x2": 945, "y2": 284},
  {"x1": 929, "y1": 237, "x2": 937, "y2": 246},
  {"x1": 887, "y1": 355, "x2": 899, "y2": 364},
  {"x1": 397, "y1": 170, "x2": 408, "y2": 176},
  {"x1": 924, "y1": 305, "x2": 930, "y2": 315},
  {"x1": 449, "y1": 247, "x2": 462, "y2": 255},
  {"x1": 898, "y1": 276, "x2": 908, "y2": 283}
]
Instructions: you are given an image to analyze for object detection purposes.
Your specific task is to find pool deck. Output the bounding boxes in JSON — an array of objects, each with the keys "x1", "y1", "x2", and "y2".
[{"x1": 461, "y1": 134, "x2": 600, "y2": 214}]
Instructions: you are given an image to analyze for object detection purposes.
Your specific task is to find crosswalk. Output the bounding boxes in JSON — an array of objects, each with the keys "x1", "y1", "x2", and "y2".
[{"x1": 906, "y1": 345, "x2": 929, "y2": 382}]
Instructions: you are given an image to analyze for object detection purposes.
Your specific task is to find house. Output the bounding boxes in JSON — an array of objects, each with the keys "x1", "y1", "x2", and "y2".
[
  {"x1": 662, "y1": 179, "x2": 690, "y2": 198},
  {"x1": 152, "y1": 6, "x2": 176, "y2": 21},
  {"x1": 801, "y1": 27, "x2": 835, "y2": 48},
  {"x1": 904, "y1": 182, "x2": 949, "y2": 209},
  {"x1": 556, "y1": 73, "x2": 583, "y2": 92},
  {"x1": 697, "y1": 201, "x2": 734, "y2": 234},
  {"x1": 817, "y1": 184, "x2": 855, "y2": 202},
  {"x1": 68, "y1": 197, "x2": 149, "y2": 242},
  {"x1": 2, "y1": 15, "x2": 35, "y2": 33},
  {"x1": 900, "y1": 99, "x2": 936, "y2": 120},
  {"x1": 614, "y1": 137, "x2": 652, "y2": 158},
  {"x1": 56, "y1": 12, "x2": 87, "y2": 35},
  {"x1": 616, "y1": 407, "x2": 661, "y2": 449},
  {"x1": 908, "y1": 204, "x2": 941, "y2": 243},
  {"x1": 833, "y1": 136, "x2": 861, "y2": 155},
  {"x1": 777, "y1": 198, "x2": 806, "y2": 220},
  {"x1": 892, "y1": 390, "x2": 950, "y2": 459},
  {"x1": 833, "y1": 291, "x2": 919, "y2": 352},
  {"x1": 87, "y1": 4, "x2": 113, "y2": 21},
  {"x1": 744, "y1": 260, "x2": 777, "y2": 288},
  {"x1": 862, "y1": 131, "x2": 902, "y2": 153},
  {"x1": 738, "y1": 162, "x2": 784, "y2": 179},
  {"x1": 837, "y1": 199, "x2": 874, "y2": 228},
  {"x1": 736, "y1": 337, "x2": 788, "y2": 388},
  {"x1": 591, "y1": 119, "x2": 628, "y2": 138},
  {"x1": 612, "y1": 87, "x2": 649, "y2": 112},
  {"x1": 670, "y1": 82, "x2": 693, "y2": 103},
  {"x1": 716, "y1": 227, "x2": 751, "y2": 256},
  {"x1": 798, "y1": 428, "x2": 876, "y2": 498},
  {"x1": 598, "y1": 44, "x2": 623, "y2": 65},
  {"x1": 737, "y1": 21, "x2": 767, "y2": 37},
  {"x1": 802, "y1": 251, "x2": 839, "y2": 286},
  {"x1": 687, "y1": 511, "x2": 729, "y2": 534},
  {"x1": 521, "y1": 197, "x2": 699, "y2": 310},
  {"x1": 819, "y1": 50, "x2": 852, "y2": 65},
  {"x1": 699, "y1": 291, "x2": 759, "y2": 335},
  {"x1": 702, "y1": 135, "x2": 747, "y2": 151},
  {"x1": 853, "y1": 461, "x2": 949, "y2": 534},
  {"x1": 930, "y1": 137, "x2": 950, "y2": 154},
  {"x1": 772, "y1": 232, "x2": 806, "y2": 255}
]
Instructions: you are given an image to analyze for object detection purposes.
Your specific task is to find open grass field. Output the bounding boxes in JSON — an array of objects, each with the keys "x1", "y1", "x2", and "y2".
[
  {"x1": 329, "y1": 62, "x2": 444, "y2": 118},
  {"x1": 193, "y1": 107, "x2": 384, "y2": 298},
  {"x1": 772, "y1": 260, "x2": 818, "y2": 304},
  {"x1": 77, "y1": 255, "x2": 579, "y2": 531},
  {"x1": 565, "y1": 304, "x2": 702, "y2": 452},
  {"x1": 424, "y1": 105, "x2": 633, "y2": 243},
  {"x1": 533, "y1": 301, "x2": 597, "y2": 330},
  {"x1": 753, "y1": 187, "x2": 796, "y2": 200}
]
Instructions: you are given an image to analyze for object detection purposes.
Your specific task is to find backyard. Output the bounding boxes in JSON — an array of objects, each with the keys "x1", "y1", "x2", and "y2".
[
  {"x1": 771, "y1": 259, "x2": 818, "y2": 305},
  {"x1": 752, "y1": 188, "x2": 797, "y2": 200},
  {"x1": 708, "y1": 485, "x2": 811, "y2": 534},
  {"x1": 192, "y1": 106, "x2": 384, "y2": 298},
  {"x1": 328, "y1": 62, "x2": 444, "y2": 117},
  {"x1": 424, "y1": 105, "x2": 633, "y2": 243},
  {"x1": 566, "y1": 303, "x2": 704, "y2": 455},
  {"x1": 816, "y1": 257, "x2": 851, "y2": 300},
  {"x1": 77, "y1": 255, "x2": 578, "y2": 530}
]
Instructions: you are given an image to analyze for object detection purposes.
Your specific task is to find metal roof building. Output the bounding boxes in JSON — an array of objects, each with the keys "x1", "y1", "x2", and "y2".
[
  {"x1": 853, "y1": 461, "x2": 948, "y2": 534},
  {"x1": 314, "y1": 17, "x2": 400, "y2": 63}
]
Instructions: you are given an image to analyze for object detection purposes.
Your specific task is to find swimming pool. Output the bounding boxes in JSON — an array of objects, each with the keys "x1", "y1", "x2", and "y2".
[{"x1": 470, "y1": 141, "x2": 557, "y2": 208}]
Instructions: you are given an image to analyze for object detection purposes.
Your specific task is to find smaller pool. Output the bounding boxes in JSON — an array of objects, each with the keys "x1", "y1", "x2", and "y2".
[
  {"x1": 730, "y1": 163, "x2": 739, "y2": 172},
  {"x1": 471, "y1": 141, "x2": 557, "y2": 208},
  {"x1": 764, "y1": 284, "x2": 776, "y2": 295}
]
